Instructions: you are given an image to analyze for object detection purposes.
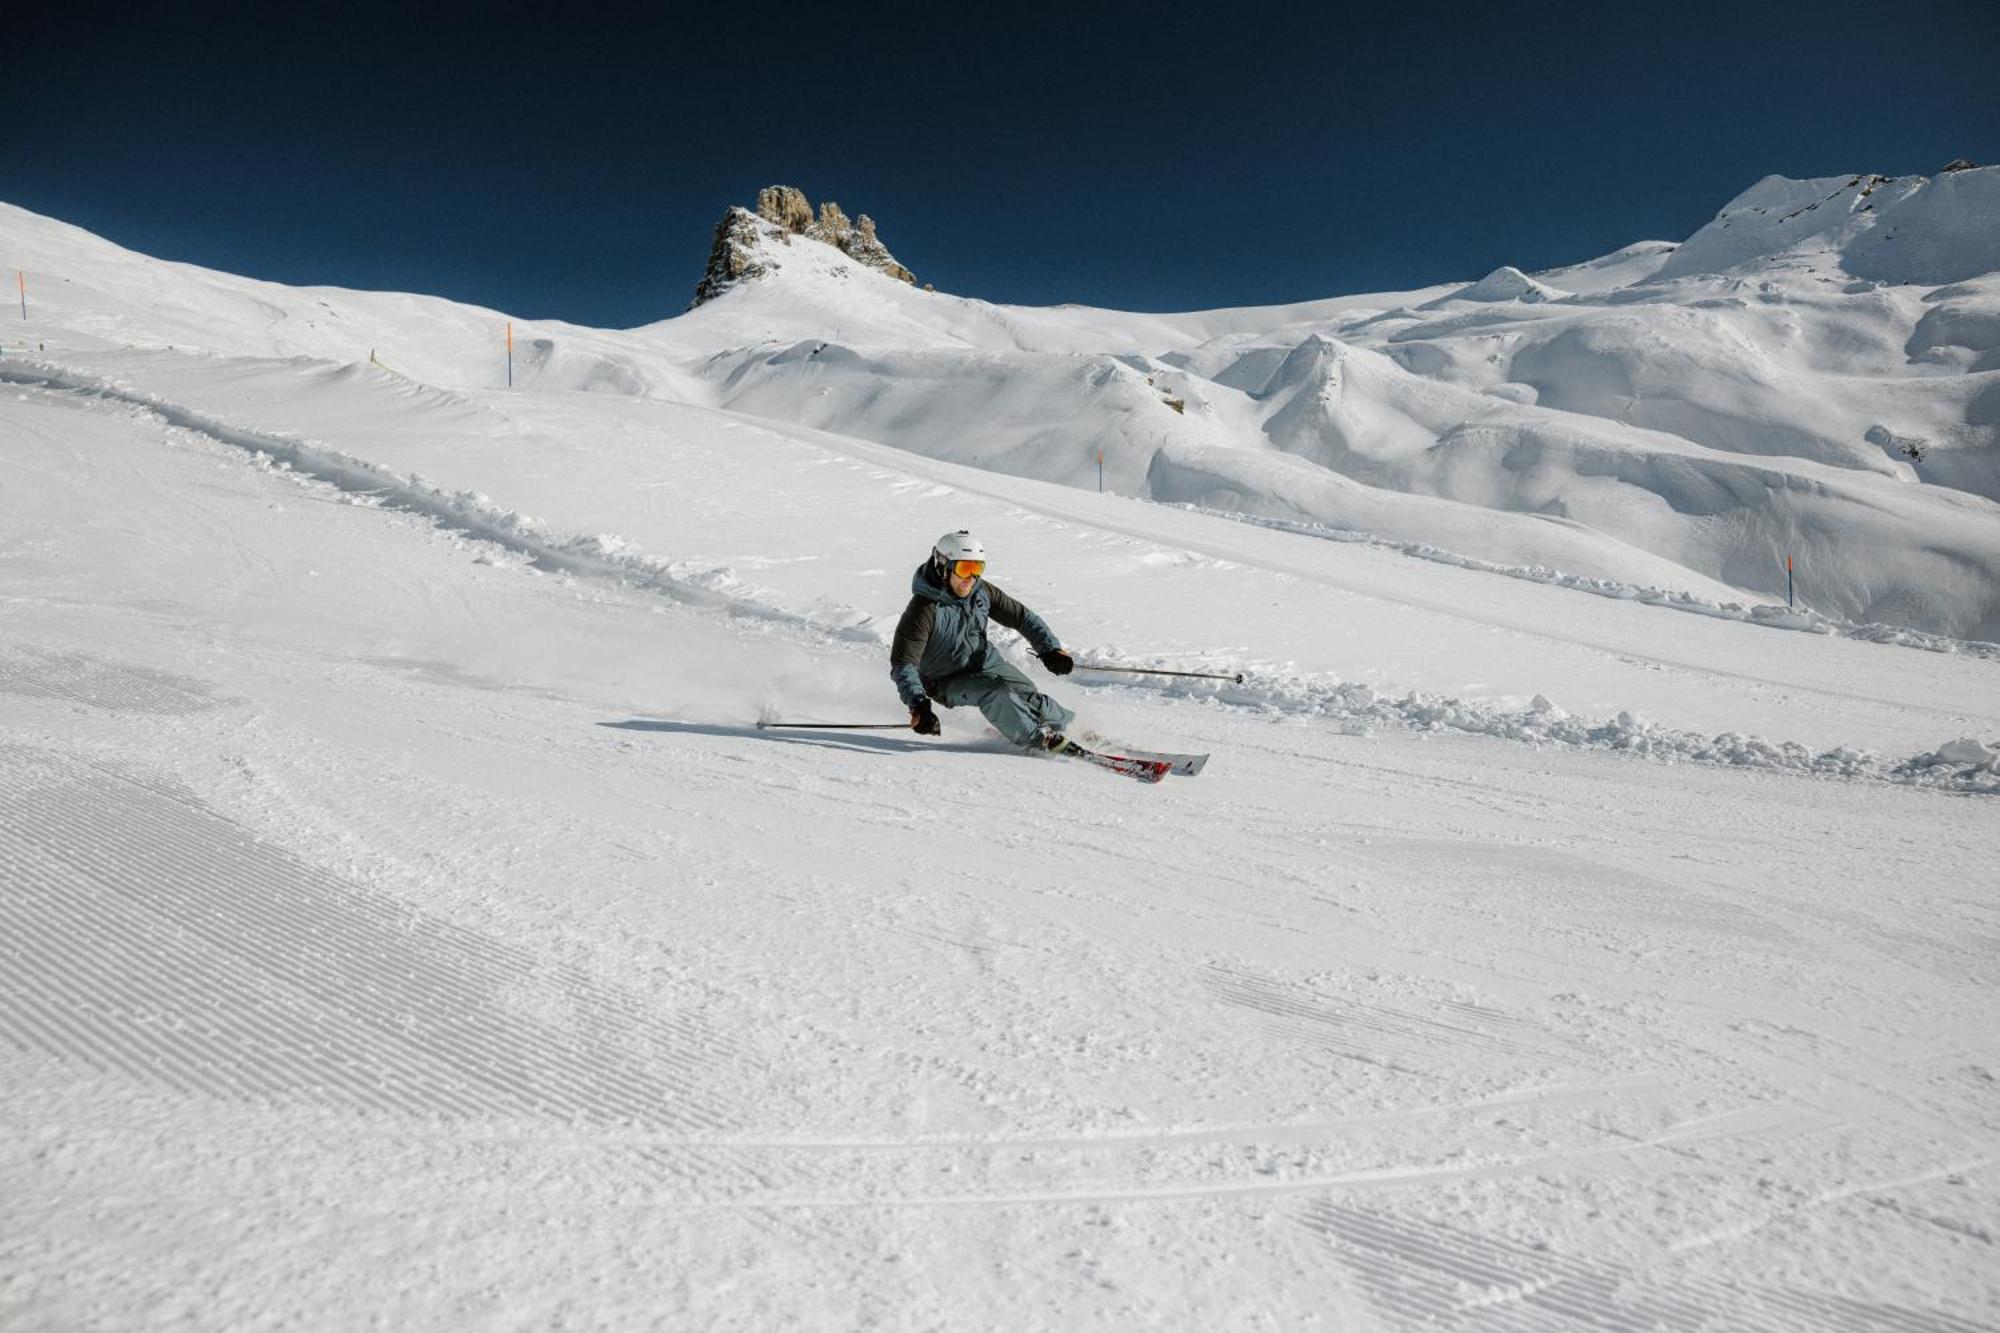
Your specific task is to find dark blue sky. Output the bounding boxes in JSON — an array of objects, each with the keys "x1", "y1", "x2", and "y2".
[{"x1": 9, "y1": 3, "x2": 1997, "y2": 328}]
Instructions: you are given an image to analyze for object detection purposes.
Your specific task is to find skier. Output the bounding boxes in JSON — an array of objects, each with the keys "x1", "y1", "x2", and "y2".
[{"x1": 891, "y1": 531, "x2": 1076, "y2": 749}]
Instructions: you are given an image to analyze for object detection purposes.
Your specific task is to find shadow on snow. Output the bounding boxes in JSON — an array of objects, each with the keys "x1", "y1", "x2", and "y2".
[{"x1": 598, "y1": 719, "x2": 1011, "y2": 758}]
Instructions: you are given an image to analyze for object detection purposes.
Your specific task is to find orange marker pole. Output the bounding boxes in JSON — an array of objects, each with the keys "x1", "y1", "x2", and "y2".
[
  {"x1": 16, "y1": 270, "x2": 24, "y2": 320},
  {"x1": 1096, "y1": 449, "x2": 1103, "y2": 493},
  {"x1": 1786, "y1": 554, "x2": 1794, "y2": 608}
]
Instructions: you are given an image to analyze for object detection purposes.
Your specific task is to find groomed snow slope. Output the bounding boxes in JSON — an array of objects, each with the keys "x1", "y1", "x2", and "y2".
[
  {"x1": 2, "y1": 196, "x2": 1998, "y2": 1329},
  {"x1": 4, "y1": 336, "x2": 2000, "y2": 1328}
]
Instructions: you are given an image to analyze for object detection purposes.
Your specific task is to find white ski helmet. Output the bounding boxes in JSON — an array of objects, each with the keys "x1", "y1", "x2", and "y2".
[{"x1": 931, "y1": 529, "x2": 986, "y2": 579}]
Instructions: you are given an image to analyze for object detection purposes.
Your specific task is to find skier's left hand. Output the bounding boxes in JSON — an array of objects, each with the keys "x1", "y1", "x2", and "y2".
[{"x1": 1040, "y1": 648, "x2": 1074, "y2": 676}]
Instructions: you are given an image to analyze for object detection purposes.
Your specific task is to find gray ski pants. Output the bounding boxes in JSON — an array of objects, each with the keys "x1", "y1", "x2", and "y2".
[{"x1": 932, "y1": 650, "x2": 1075, "y2": 746}]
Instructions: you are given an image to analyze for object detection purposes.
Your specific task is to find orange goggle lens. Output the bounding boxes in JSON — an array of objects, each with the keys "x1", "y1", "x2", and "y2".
[{"x1": 951, "y1": 559, "x2": 986, "y2": 579}]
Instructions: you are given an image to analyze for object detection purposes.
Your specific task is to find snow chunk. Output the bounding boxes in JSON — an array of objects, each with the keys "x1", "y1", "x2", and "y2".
[{"x1": 1917, "y1": 737, "x2": 2000, "y2": 770}]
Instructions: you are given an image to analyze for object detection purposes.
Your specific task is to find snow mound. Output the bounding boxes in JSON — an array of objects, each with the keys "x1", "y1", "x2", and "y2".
[{"x1": 1424, "y1": 265, "x2": 1570, "y2": 306}]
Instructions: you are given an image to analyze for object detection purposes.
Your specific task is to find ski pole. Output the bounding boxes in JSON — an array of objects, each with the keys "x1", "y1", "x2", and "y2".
[
  {"x1": 1074, "y1": 663, "x2": 1245, "y2": 684},
  {"x1": 756, "y1": 720, "x2": 914, "y2": 730}
]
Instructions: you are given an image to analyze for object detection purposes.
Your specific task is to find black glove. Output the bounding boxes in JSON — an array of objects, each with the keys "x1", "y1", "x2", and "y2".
[
  {"x1": 910, "y1": 698, "x2": 941, "y2": 735},
  {"x1": 1039, "y1": 648, "x2": 1074, "y2": 676}
]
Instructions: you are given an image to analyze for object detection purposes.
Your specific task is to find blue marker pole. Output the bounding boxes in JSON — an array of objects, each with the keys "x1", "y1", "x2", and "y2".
[{"x1": 506, "y1": 322, "x2": 513, "y2": 388}]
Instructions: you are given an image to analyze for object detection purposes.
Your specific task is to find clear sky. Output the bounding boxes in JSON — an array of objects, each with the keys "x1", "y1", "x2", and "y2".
[{"x1": 8, "y1": 3, "x2": 1997, "y2": 328}]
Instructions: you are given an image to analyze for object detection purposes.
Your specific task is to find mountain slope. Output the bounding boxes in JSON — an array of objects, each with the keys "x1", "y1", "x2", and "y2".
[
  {"x1": 657, "y1": 173, "x2": 2000, "y2": 636},
  {"x1": 9, "y1": 173, "x2": 1998, "y2": 636}
]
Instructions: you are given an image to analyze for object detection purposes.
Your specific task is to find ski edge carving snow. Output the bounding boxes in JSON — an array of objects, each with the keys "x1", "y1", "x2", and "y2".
[
  {"x1": 1078, "y1": 733, "x2": 1208, "y2": 777},
  {"x1": 1051, "y1": 739, "x2": 1172, "y2": 784}
]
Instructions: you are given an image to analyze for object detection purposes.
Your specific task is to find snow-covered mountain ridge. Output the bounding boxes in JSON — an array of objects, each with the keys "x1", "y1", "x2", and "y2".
[
  {"x1": 691, "y1": 184, "x2": 917, "y2": 307},
  {"x1": 659, "y1": 169, "x2": 2000, "y2": 638},
  {"x1": 9, "y1": 166, "x2": 1992, "y2": 637}
]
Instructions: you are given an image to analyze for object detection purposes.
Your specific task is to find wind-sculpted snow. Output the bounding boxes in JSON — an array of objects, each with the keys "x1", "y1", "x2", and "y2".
[{"x1": 654, "y1": 170, "x2": 2000, "y2": 638}]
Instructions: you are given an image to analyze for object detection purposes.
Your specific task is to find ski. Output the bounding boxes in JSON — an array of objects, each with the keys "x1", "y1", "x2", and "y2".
[
  {"x1": 1051, "y1": 738, "x2": 1172, "y2": 784},
  {"x1": 1077, "y1": 733, "x2": 1208, "y2": 777}
]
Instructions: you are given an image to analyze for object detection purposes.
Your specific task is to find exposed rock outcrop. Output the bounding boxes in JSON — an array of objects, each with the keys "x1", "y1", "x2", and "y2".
[
  {"x1": 691, "y1": 185, "x2": 917, "y2": 307},
  {"x1": 691, "y1": 208, "x2": 769, "y2": 307},
  {"x1": 757, "y1": 185, "x2": 814, "y2": 233}
]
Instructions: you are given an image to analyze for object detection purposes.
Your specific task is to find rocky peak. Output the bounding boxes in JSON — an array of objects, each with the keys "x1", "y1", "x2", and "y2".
[
  {"x1": 757, "y1": 185, "x2": 815, "y2": 233},
  {"x1": 691, "y1": 185, "x2": 917, "y2": 307}
]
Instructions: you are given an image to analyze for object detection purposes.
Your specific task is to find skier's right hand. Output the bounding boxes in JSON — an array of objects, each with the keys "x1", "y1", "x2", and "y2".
[{"x1": 910, "y1": 698, "x2": 941, "y2": 736}]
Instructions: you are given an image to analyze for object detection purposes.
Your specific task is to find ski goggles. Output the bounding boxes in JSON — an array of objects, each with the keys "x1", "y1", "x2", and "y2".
[{"x1": 950, "y1": 559, "x2": 986, "y2": 579}]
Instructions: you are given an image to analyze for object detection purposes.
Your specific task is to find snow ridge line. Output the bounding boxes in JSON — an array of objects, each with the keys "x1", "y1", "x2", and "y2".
[
  {"x1": 1186, "y1": 505, "x2": 2000, "y2": 664},
  {"x1": 1084, "y1": 669, "x2": 2000, "y2": 793},
  {"x1": 0, "y1": 360, "x2": 883, "y2": 648}
]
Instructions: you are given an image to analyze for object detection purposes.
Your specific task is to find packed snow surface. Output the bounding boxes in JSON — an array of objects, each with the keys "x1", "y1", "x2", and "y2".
[{"x1": 2, "y1": 187, "x2": 1997, "y2": 1329}]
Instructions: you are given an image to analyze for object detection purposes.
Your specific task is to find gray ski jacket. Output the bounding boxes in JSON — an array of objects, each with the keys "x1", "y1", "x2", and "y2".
[{"x1": 890, "y1": 563, "x2": 1061, "y2": 707}]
